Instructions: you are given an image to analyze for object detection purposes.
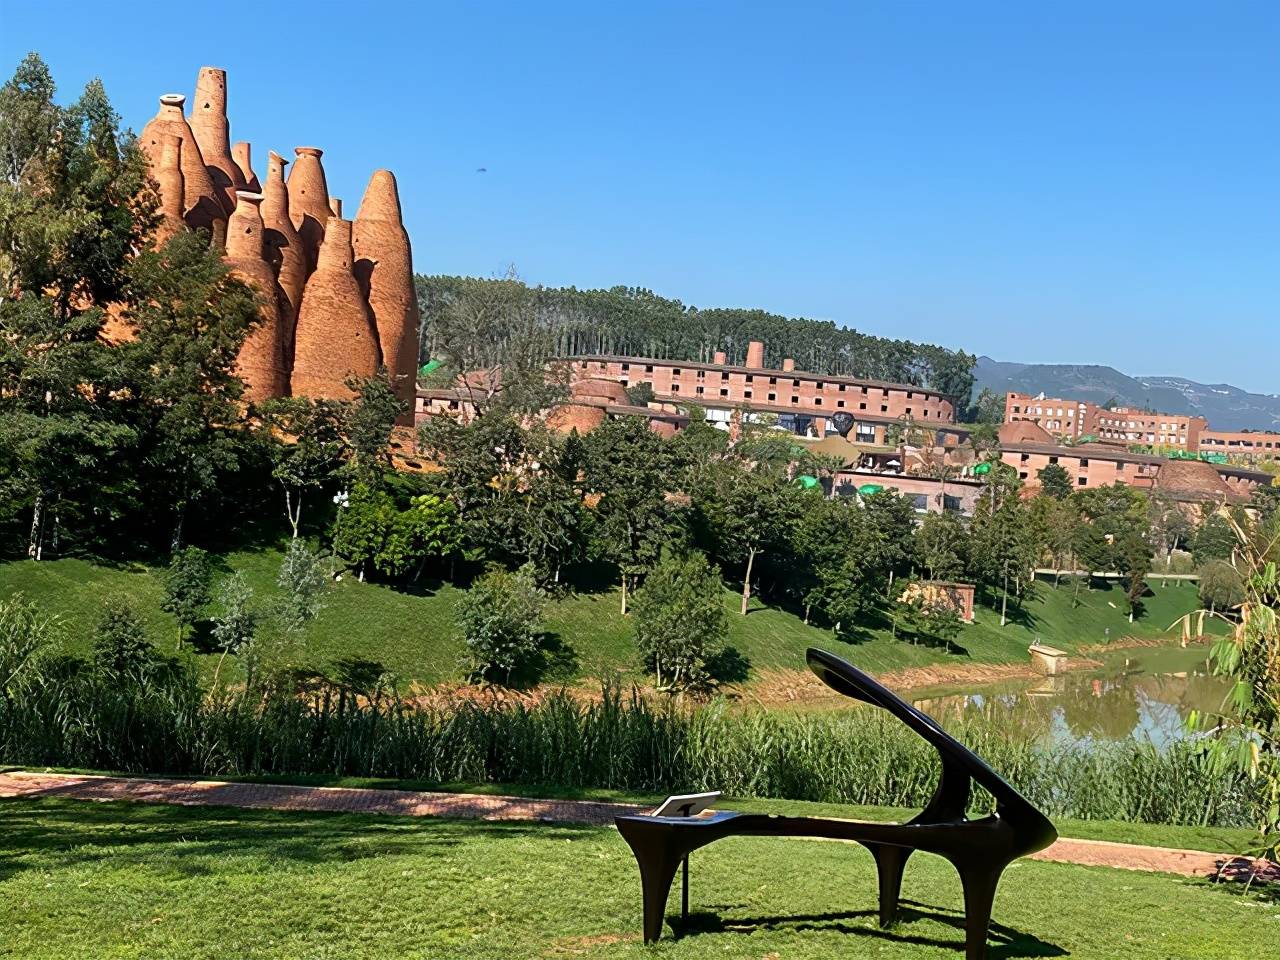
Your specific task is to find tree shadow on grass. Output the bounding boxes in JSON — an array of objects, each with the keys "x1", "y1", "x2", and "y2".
[
  {"x1": 678, "y1": 901, "x2": 1066, "y2": 958},
  {"x1": 0, "y1": 795, "x2": 597, "y2": 883},
  {"x1": 707, "y1": 646, "x2": 751, "y2": 684}
]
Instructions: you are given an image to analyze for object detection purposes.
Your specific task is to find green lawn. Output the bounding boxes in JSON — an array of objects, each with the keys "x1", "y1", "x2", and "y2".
[
  {"x1": 0, "y1": 797, "x2": 1269, "y2": 959},
  {"x1": 17, "y1": 767, "x2": 1259, "y2": 856},
  {"x1": 0, "y1": 549, "x2": 1218, "y2": 688}
]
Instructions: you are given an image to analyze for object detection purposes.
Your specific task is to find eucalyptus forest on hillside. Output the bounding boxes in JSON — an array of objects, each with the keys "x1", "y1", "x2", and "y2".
[{"x1": 415, "y1": 275, "x2": 978, "y2": 400}]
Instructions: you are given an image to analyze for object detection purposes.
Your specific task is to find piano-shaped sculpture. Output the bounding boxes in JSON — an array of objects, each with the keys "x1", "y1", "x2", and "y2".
[{"x1": 615, "y1": 648, "x2": 1058, "y2": 959}]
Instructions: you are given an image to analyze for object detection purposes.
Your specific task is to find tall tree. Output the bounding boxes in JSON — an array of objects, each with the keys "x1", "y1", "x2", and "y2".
[
  {"x1": 0, "y1": 56, "x2": 152, "y2": 558},
  {"x1": 259, "y1": 396, "x2": 346, "y2": 538},
  {"x1": 1036, "y1": 463, "x2": 1073, "y2": 500},
  {"x1": 631, "y1": 551, "x2": 728, "y2": 694},
  {"x1": 582, "y1": 417, "x2": 680, "y2": 613},
  {"x1": 160, "y1": 546, "x2": 213, "y2": 648},
  {"x1": 697, "y1": 461, "x2": 805, "y2": 615},
  {"x1": 915, "y1": 511, "x2": 967, "y2": 581},
  {"x1": 121, "y1": 230, "x2": 260, "y2": 550}
]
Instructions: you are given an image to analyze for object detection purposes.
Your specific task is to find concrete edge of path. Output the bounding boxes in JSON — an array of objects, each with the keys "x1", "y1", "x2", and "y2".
[{"x1": 1, "y1": 770, "x2": 1274, "y2": 884}]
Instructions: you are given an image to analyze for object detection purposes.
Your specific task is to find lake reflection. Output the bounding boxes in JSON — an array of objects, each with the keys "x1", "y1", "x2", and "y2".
[{"x1": 912, "y1": 649, "x2": 1232, "y2": 747}]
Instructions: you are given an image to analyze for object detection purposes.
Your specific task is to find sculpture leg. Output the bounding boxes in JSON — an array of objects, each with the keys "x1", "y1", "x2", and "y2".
[
  {"x1": 630, "y1": 843, "x2": 684, "y2": 944},
  {"x1": 957, "y1": 863, "x2": 1004, "y2": 960},
  {"x1": 867, "y1": 843, "x2": 913, "y2": 927}
]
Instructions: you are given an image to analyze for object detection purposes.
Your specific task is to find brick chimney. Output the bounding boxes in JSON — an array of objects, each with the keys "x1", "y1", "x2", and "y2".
[
  {"x1": 746, "y1": 340, "x2": 765, "y2": 368},
  {"x1": 782, "y1": 358, "x2": 795, "y2": 372},
  {"x1": 713, "y1": 350, "x2": 727, "y2": 365}
]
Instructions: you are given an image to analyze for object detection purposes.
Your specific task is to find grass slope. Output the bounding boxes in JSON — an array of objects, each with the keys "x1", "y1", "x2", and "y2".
[
  {"x1": 0, "y1": 797, "x2": 1269, "y2": 959},
  {"x1": 0, "y1": 549, "x2": 1216, "y2": 687}
]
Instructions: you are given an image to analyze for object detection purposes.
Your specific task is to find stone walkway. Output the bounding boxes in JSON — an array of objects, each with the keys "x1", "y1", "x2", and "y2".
[{"x1": 1, "y1": 771, "x2": 1273, "y2": 883}]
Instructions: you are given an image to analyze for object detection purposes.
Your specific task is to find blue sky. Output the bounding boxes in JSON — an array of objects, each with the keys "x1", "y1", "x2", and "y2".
[{"x1": 4, "y1": 1, "x2": 1277, "y2": 391}]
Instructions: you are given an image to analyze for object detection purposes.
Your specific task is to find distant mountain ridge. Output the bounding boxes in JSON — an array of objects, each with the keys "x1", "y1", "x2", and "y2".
[{"x1": 973, "y1": 358, "x2": 1280, "y2": 432}]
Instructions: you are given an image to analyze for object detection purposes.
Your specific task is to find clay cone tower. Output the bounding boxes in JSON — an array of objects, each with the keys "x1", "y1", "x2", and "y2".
[
  {"x1": 291, "y1": 217, "x2": 381, "y2": 400},
  {"x1": 233, "y1": 141, "x2": 261, "y2": 192},
  {"x1": 155, "y1": 134, "x2": 186, "y2": 246},
  {"x1": 188, "y1": 66, "x2": 246, "y2": 216},
  {"x1": 353, "y1": 169, "x2": 421, "y2": 419},
  {"x1": 139, "y1": 94, "x2": 225, "y2": 244},
  {"x1": 224, "y1": 191, "x2": 289, "y2": 400},
  {"x1": 287, "y1": 147, "x2": 332, "y2": 274},
  {"x1": 261, "y1": 150, "x2": 307, "y2": 360}
]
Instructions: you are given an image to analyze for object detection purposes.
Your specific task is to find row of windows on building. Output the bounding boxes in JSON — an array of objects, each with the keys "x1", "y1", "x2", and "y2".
[{"x1": 581, "y1": 361, "x2": 946, "y2": 418}]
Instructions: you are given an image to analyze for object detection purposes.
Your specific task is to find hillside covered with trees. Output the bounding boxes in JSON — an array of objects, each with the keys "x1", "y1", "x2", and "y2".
[{"x1": 415, "y1": 275, "x2": 978, "y2": 401}]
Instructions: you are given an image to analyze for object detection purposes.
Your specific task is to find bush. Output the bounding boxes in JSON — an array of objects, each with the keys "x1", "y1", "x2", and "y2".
[
  {"x1": 632, "y1": 552, "x2": 727, "y2": 693},
  {"x1": 457, "y1": 563, "x2": 546, "y2": 685}
]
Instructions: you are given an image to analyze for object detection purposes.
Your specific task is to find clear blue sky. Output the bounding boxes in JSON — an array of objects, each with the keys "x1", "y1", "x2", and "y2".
[{"x1": 4, "y1": 1, "x2": 1277, "y2": 392}]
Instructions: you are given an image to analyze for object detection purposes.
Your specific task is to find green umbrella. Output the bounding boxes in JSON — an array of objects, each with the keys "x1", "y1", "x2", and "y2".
[
  {"x1": 858, "y1": 483, "x2": 884, "y2": 495},
  {"x1": 972, "y1": 462, "x2": 992, "y2": 476},
  {"x1": 795, "y1": 475, "x2": 821, "y2": 490}
]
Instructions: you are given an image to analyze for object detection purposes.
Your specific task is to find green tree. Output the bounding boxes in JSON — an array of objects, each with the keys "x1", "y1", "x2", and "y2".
[
  {"x1": 210, "y1": 572, "x2": 256, "y2": 687},
  {"x1": 333, "y1": 484, "x2": 462, "y2": 581},
  {"x1": 582, "y1": 417, "x2": 679, "y2": 613},
  {"x1": 967, "y1": 387, "x2": 1005, "y2": 425},
  {"x1": 160, "y1": 546, "x2": 212, "y2": 647},
  {"x1": 92, "y1": 597, "x2": 155, "y2": 681},
  {"x1": 967, "y1": 466, "x2": 1037, "y2": 624},
  {"x1": 1036, "y1": 463, "x2": 1073, "y2": 500},
  {"x1": 457, "y1": 563, "x2": 546, "y2": 685},
  {"x1": 273, "y1": 539, "x2": 328, "y2": 635},
  {"x1": 121, "y1": 230, "x2": 260, "y2": 550},
  {"x1": 340, "y1": 373, "x2": 403, "y2": 486},
  {"x1": 625, "y1": 381, "x2": 655, "y2": 406},
  {"x1": 1117, "y1": 530, "x2": 1152, "y2": 621},
  {"x1": 1191, "y1": 513, "x2": 1236, "y2": 566},
  {"x1": 1198, "y1": 560, "x2": 1244, "y2": 615},
  {"x1": 892, "y1": 580, "x2": 964, "y2": 650},
  {"x1": 1191, "y1": 511, "x2": 1280, "y2": 862},
  {"x1": 259, "y1": 396, "x2": 345, "y2": 538},
  {"x1": 631, "y1": 551, "x2": 728, "y2": 694},
  {"x1": 697, "y1": 461, "x2": 804, "y2": 615},
  {"x1": 0, "y1": 56, "x2": 151, "y2": 558},
  {"x1": 915, "y1": 512, "x2": 967, "y2": 582},
  {"x1": 1147, "y1": 489, "x2": 1192, "y2": 574}
]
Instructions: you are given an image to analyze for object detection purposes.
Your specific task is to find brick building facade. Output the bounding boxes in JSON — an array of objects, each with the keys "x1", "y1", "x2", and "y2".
[{"x1": 573, "y1": 340, "x2": 957, "y2": 441}]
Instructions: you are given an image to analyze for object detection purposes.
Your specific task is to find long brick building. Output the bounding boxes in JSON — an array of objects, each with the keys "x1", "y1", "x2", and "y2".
[{"x1": 572, "y1": 339, "x2": 960, "y2": 444}]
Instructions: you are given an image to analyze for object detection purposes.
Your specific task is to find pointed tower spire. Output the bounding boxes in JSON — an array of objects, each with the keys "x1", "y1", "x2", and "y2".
[
  {"x1": 287, "y1": 146, "x2": 331, "y2": 274},
  {"x1": 224, "y1": 191, "x2": 289, "y2": 400},
  {"x1": 139, "y1": 93, "x2": 225, "y2": 246},
  {"x1": 292, "y1": 217, "x2": 381, "y2": 400},
  {"x1": 233, "y1": 141, "x2": 261, "y2": 192},
  {"x1": 353, "y1": 169, "x2": 420, "y2": 421},
  {"x1": 261, "y1": 150, "x2": 307, "y2": 370},
  {"x1": 188, "y1": 66, "x2": 246, "y2": 215},
  {"x1": 155, "y1": 134, "x2": 186, "y2": 246}
]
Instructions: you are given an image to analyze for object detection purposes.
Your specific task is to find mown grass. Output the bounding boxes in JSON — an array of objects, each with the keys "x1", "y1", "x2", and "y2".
[
  {"x1": 0, "y1": 797, "x2": 1269, "y2": 960},
  {"x1": 12, "y1": 765, "x2": 1259, "y2": 856},
  {"x1": 0, "y1": 548, "x2": 1218, "y2": 687}
]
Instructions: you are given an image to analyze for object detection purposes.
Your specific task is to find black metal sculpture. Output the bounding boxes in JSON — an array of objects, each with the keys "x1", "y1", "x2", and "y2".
[{"x1": 615, "y1": 648, "x2": 1057, "y2": 959}]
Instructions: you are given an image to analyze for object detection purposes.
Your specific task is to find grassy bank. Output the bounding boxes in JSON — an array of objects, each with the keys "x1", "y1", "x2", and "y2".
[
  {"x1": 0, "y1": 548, "x2": 1219, "y2": 687},
  {"x1": 0, "y1": 797, "x2": 1268, "y2": 959}
]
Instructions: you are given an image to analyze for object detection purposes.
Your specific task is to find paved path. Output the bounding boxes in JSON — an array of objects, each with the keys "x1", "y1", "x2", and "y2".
[{"x1": 1, "y1": 771, "x2": 1273, "y2": 883}]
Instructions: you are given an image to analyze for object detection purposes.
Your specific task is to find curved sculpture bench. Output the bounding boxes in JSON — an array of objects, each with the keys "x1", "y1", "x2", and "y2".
[{"x1": 615, "y1": 648, "x2": 1057, "y2": 959}]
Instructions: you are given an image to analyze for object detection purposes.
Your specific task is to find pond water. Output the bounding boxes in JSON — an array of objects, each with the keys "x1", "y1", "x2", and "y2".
[{"x1": 911, "y1": 646, "x2": 1232, "y2": 748}]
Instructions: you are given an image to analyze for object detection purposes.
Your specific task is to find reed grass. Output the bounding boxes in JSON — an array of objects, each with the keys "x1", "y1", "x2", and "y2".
[{"x1": 0, "y1": 666, "x2": 1256, "y2": 828}]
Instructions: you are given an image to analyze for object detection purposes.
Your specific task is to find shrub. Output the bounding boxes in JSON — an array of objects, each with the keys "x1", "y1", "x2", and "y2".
[
  {"x1": 632, "y1": 552, "x2": 727, "y2": 693},
  {"x1": 457, "y1": 563, "x2": 546, "y2": 685}
]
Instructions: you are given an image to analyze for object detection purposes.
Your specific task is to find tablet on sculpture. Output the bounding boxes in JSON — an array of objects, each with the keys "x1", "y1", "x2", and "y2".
[{"x1": 652, "y1": 791, "x2": 721, "y2": 818}]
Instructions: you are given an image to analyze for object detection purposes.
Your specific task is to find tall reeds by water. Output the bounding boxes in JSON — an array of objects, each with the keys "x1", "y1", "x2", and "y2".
[{"x1": 0, "y1": 668, "x2": 1256, "y2": 828}]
